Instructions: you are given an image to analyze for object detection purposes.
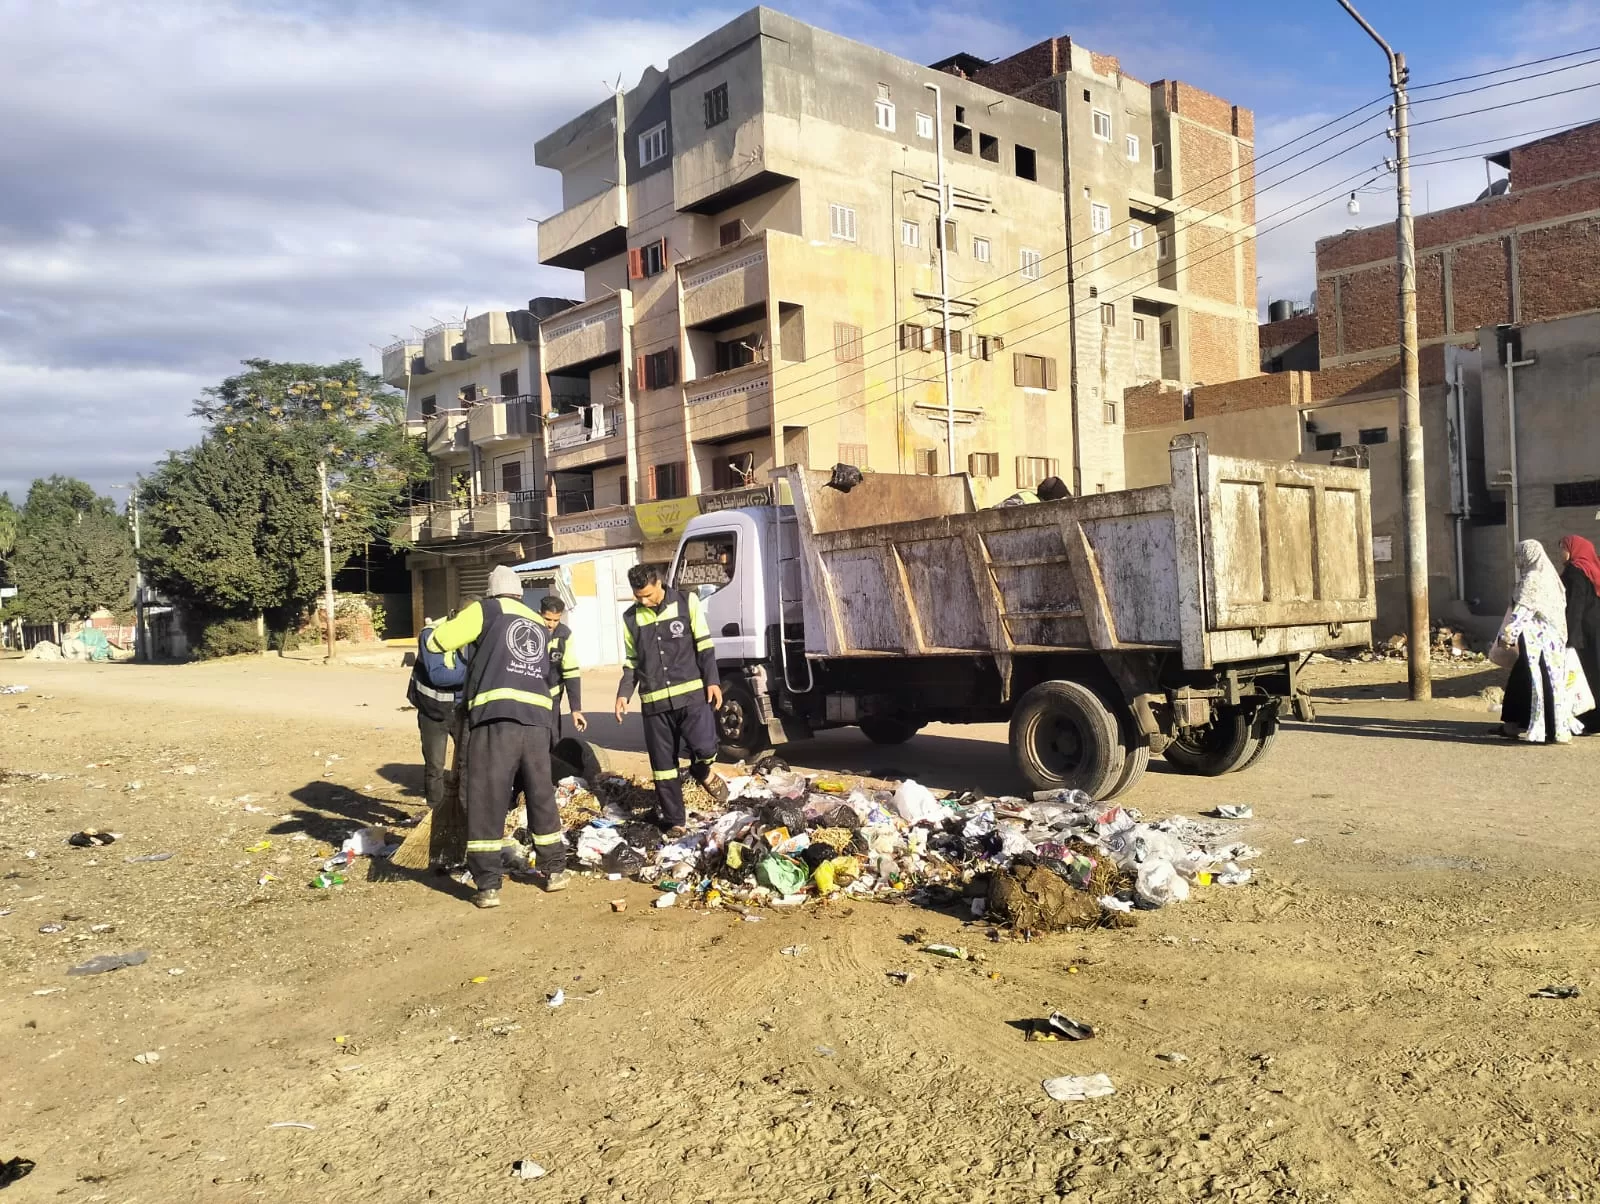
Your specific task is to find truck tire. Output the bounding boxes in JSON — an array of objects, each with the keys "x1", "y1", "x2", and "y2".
[
  {"x1": 859, "y1": 716, "x2": 920, "y2": 745},
  {"x1": 1010, "y1": 681, "x2": 1126, "y2": 799},
  {"x1": 717, "y1": 683, "x2": 773, "y2": 763},
  {"x1": 552, "y1": 737, "x2": 612, "y2": 784},
  {"x1": 1238, "y1": 715, "x2": 1280, "y2": 771},
  {"x1": 1103, "y1": 742, "x2": 1150, "y2": 800},
  {"x1": 1162, "y1": 708, "x2": 1257, "y2": 776}
]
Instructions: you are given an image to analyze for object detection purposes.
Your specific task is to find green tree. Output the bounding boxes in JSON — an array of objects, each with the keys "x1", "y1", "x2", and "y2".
[
  {"x1": 9, "y1": 477, "x2": 136, "y2": 622},
  {"x1": 0, "y1": 492, "x2": 16, "y2": 587},
  {"x1": 140, "y1": 358, "x2": 425, "y2": 625}
]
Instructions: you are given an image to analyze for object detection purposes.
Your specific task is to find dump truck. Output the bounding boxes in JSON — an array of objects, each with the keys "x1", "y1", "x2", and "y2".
[{"x1": 667, "y1": 434, "x2": 1376, "y2": 799}]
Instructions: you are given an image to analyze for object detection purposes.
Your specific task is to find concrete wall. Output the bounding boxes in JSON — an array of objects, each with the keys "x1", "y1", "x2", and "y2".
[{"x1": 1122, "y1": 405, "x2": 1301, "y2": 487}]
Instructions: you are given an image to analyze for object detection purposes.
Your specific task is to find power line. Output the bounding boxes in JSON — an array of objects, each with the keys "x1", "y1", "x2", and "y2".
[
  {"x1": 1411, "y1": 44, "x2": 1600, "y2": 91},
  {"x1": 1412, "y1": 53, "x2": 1600, "y2": 106}
]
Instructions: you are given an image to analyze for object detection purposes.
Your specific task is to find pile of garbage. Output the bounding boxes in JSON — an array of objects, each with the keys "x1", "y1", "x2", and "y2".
[
  {"x1": 1356, "y1": 625, "x2": 1486, "y2": 665},
  {"x1": 555, "y1": 762, "x2": 1260, "y2": 930}
]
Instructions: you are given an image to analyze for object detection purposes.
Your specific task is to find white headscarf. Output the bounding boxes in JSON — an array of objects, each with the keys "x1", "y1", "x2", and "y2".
[{"x1": 1513, "y1": 539, "x2": 1567, "y2": 641}]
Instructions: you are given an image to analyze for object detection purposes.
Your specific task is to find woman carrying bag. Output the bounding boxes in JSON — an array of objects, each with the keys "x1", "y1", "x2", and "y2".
[
  {"x1": 1560, "y1": 534, "x2": 1600, "y2": 734},
  {"x1": 1495, "y1": 540, "x2": 1574, "y2": 744}
]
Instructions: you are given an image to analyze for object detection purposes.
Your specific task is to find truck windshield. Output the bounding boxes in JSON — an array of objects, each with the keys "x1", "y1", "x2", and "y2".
[{"x1": 675, "y1": 532, "x2": 737, "y2": 598}]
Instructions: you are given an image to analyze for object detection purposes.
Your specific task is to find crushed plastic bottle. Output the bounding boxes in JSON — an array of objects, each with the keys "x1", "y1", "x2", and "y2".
[
  {"x1": 67, "y1": 950, "x2": 149, "y2": 976},
  {"x1": 310, "y1": 873, "x2": 347, "y2": 889}
]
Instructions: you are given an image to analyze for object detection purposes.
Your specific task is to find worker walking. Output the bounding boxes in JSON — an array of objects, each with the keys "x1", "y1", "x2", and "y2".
[
  {"x1": 538, "y1": 596, "x2": 586, "y2": 737},
  {"x1": 613, "y1": 565, "x2": 729, "y2": 834},
  {"x1": 428, "y1": 566, "x2": 569, "y2": 909}
]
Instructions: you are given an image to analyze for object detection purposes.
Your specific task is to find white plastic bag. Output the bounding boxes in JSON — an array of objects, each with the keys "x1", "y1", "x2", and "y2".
[
  {"x1": 1566, "y1": 646, "x2": 1595, "y2": 715},
  {"x1": 575, "y1": 825, "x2": 624, "y2": 866},
  {"x1": 1135, "y1": 859, "x2": 1191, "y2": 908},
  {"x1": 891, "y1": 779, "x2": 946, "y2": 826}
]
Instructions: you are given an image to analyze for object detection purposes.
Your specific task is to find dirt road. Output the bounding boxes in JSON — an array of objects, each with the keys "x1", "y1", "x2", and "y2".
[{"x1": 2, "y1": 655, "x2": 1598, "y2": 1203}]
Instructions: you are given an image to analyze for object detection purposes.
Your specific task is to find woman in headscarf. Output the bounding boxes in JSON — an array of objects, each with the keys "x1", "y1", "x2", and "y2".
[
  {"x1": 1497, "y1": 539, "x2": 1572, "y2": 743},
  {"x1": 1561, "y1": 534, "x2": 1600, "y2": 733}
]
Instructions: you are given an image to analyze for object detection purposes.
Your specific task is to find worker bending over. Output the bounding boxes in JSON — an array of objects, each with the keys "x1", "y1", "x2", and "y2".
[{"x1": 539, "y1": 596, "x2": 586, "y2": 737}]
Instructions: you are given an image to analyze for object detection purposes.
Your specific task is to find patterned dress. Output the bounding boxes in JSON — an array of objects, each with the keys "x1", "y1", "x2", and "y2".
[{"x1": 1502, "y1": 605, "x2": 1574, "y2": 744}]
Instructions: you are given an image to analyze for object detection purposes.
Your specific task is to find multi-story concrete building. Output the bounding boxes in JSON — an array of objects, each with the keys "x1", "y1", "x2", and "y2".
[
  {"x1": 532, "y1": 8, "x2": 1258, "y2": 560},
  {"x1": 382, "y1": 299, "x2": 574, "y2": 626}
]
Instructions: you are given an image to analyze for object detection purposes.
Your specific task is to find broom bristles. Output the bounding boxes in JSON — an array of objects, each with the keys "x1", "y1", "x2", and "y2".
[{"x1": 388, "y1": 808, "x2": 435, "y2": 869}]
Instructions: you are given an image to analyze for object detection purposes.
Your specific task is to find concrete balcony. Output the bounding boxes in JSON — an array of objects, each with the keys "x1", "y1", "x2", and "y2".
[
  {"x1": 468, "y1": 395, "x2": 538, "y2": 447},
  {"x1": 680, "y1": 234, "x2": 769, "y2": 330},
  {"x1": 425, "y1": 409, "x2": 470, "y2": 458},
  {"x1": 549, "y1": 502, "x2": 642, "y2": 556},
  {"x1": 423, "y1": 323, "x2": 466, "y2": 371},
  {"x1": 469, "y1": 493, "x2": 543, "y2": 535},
  {"x1": 424, "y1": 505, "x2": 468, "y2": 542},
  {"x1": 465, "y1": 311, "x2": 520, "y2": 357},
  {"x1": 685, "y1": 361, "x2": 772, "y2": 444},
  {"x1": 541, "y1": 296, "x2": 624, "y2": 374},
  {"x1": 390, "y1": 506, "x2": 428, "y2": 545},
  {"x1": 382, "y1": 341, "x2": 420, "y2": 388},
  {"x1": 547, "y1": 406, "x2": 625, "y2": 471},
  {"x1": 538, "y1": 185, "x2": 628, "y2": 271}
]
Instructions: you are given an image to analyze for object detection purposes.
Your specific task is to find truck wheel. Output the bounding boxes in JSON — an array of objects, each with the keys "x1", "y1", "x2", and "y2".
[
  {"x1": 859, "y1": 716, "x2": 920, "y2": 745},
  {"x1": 1010, "y1": 681, "x2": 1126, "y2": 799},
  {"x1": 1238, "y1": 715, "x2": 1280, "y2": 771},
  {"x1": 717, "y1": 683, "x2": 773, "y2": 763},
  {"x1": 552, "y1": 737, "x2": 612, "y2": 783},
  {"x1": 1103, "y1": 743, "x2": 1150, "y2": 800},
  {"x1": 1162, "y1": 708, "x2": 1257, "y2": 776}
]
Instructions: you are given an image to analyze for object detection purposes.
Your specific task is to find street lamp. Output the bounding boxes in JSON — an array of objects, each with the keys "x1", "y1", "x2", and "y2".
[
  {"x1": 113, "y1": 479, "x2": 146, "y2": 663},
  {"x1": 1336, "y1": 0, "x2": 1431, "y2": 701}
]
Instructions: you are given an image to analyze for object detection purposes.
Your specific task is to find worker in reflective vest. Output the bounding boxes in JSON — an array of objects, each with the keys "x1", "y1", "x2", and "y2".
[
  {"x1": 407, "y1": 619, "x2": 470, "y2": 816},
  {"x1": 538, "y1": 595, "x2": 586, "y2": 738},
  {"x1": 613, "y1": 564, "x2": 729, "y2": 833},
  {"x1": 427, "y1": 565, "x2": 568, "y2": 909}
]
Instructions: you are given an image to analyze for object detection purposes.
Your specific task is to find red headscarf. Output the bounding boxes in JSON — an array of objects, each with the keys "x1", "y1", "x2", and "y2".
[{"x1": 1562, "y1": 535, "x2": 1600, "y2": 595}]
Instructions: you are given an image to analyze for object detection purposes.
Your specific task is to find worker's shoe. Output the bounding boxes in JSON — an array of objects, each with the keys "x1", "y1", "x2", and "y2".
[
  {"x1": 471, "y1": 888, "x2": 502, "y2": 909},
  {"x1": 660, "y1": 825, "x2": 689, "y2": 842},
  {"x1": 539, "y1": 870, "x2": 573, "y2": 893},
  {"x1": 697, "y1": 771, "x2": 730, "y2": 806}
]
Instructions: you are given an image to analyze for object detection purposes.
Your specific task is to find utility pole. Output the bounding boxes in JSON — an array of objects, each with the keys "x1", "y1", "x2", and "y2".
[
  {"x1": 1337, "y1": 0, "x2": 1431, "y2": 700},
  {"x1": 318, "y1": 459, "x2": 336, "y2": 663},
  {"x1": 924, "y1": 82, "x2": 957, "y2": 474},
  {"x1": 130, "y1": 480, "x2": 145, "y2": 662}
]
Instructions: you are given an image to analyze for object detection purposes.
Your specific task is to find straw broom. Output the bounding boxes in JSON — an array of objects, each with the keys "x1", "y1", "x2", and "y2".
[{"x1": 390, "y1": 724, "x2": 468, "y2": 870}]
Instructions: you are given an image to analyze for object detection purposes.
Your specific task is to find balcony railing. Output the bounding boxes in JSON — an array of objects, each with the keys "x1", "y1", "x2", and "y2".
[
  {"x1": 540, "y1": 296, "x2": 623, "y2": 374},
  {"x1": 547, "y1": 406, "x2": 623, "y2": 452},
  {"x1": 424, "y1": 504, "x2": 467, "y2": 541},
  {"x1": 680, "y1": 235, "x2": 769, "y2": 329},
  {"x1": 390, "y1": 505, "x2": 429, "y2": 545},
  {"x1": 537, "y1": 184, "x2": 627, "y2": 271},
  {"x1": 467, "y1": 395, "x2": 539, "y2": 445},
  {"x1": 469, "y1": 492, "x2": 543, "y2": 535},
  {"x1": 425, "y1": 408, "x2": 470, "y2": 457}
]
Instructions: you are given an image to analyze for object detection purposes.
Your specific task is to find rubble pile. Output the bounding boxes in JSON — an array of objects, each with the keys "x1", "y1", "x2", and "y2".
[
  {"x1": 555, "y1": 763, "x2": 1261, "y2": 929},
  {"x1": 1357, "y1": 625, "x2": 1486, "y2": 665}
]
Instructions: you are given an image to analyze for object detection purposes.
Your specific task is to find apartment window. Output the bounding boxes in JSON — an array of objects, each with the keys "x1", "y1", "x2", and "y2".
[
  {"x1": 719, "y1": 219, "x2": 744, "y2": 246},
  {"x1": 628, "y1": 237, "x2": 668, "y2": 279},
  {"x1": 979, "y1": 132, "x2": 1000, "y2": 162},
  {"x1": 901, "y1": 219, "x2": 921, "y2": 248},
  {"x1": 1013, "y1": 352, "x2": 1057, "y2": 391},
  {"x1": 834, "y1": 322, "x2": 864, "y2": 363},
  {"x1": 499, "y1": 370, "x2": 519, "y2": 397},
  {"x1": 500, "y1": 459, "x2": 523, "y2": 493},
  {"x1": 1153, "y1": 142, "x2": 1167, "y2": 171},
  {"x1": 1125, "y1": 133, "x2": 1139, "y2": 161},
  {"x1": 1556, "y1": 480, "x2": 1600, "y2": 507},
  {"x1": 420, "y1": 394, "x2": 437, "y2": 417},
  {"x1": 1157, "y1": 233, "x2": 1172, "y2": 260},
  {"x1": 618, "y1": 475, "x2": 629, "y2": 506},
  {"x1": 838, "y1": 442, "x2": 869, "y2": 467},
  {"x1": 1090, "y1": 202, "x2": 1111, "y2": 234},
  {"x1": 916, "y1": 112, "x2": 933, "y2": 139},
  {"x1": 1092, "y1": 109, "x2": 1112, "y2": 141},
  {"x1": 899, "y1": 323, "x2": 924, "y2": 351},
  {"x1": 1017, "y1": 456, "x2": 1058, "y2": 488},
  {"x1": 1313, "y1": 432, "x2": 1343, "y2": 452},
  {"x1": 1103, "y1": 401, "x2": 1118, "y2": 425},
  {"x1": 972, "y1": 334, "x2": 995, "y2": 361},
  {"x1": 955, "y1": 104, "x2": 966, "y2": 122},
  {"x1": 714, "y1": 336, "x2": 760, "y2": 373},
  {"x1": 1133, "y1": 317, "x2": 1146, "y2": 342},
  {"x1": 459, "y1": 384, "x2": 477, "y2": 403},
  {"x1": 929, "y1": 327, "x2": 964, "y2": 354},
  {"x1": 968, "y1": 452, "x2": 999, "y2": 478},
  {"x1": 1020, "y1": 248, "x2": 1042, "y2": 280},
  {"x1": 639, "y1": 122, "x2": 668, "y2": 166},
  {"x1": 1014, "y1": 144, "x2": 1037, "y2": 181},
  {"x1": 704, "y1": 83, "x2": 729, "y2": 128},
  {"x1": 1129, "y1": 224, "x2": 1144, "y2": 251},
  {"x1": 651, "y1": 461, "x2": 686, "y2": 500},
  {"x1": 973, "y1": 236, "x2": 991, "y2": 263},
  {"x1": 829, "y1": 203, "x2": 857, "y2": 242},
  {"x1": 639, "y1": 348, "x2": 678, "y2": 390},
  {"x1": 875, "y1": 98, "x2": 896, "y2": 132},
  {"x1": 1160, "y1": 322, "x2": 1174, "y2": 349},
  {"x1": 914, "y1": 448, "x2": 939, "y2": 476},
  {"x1": 1100, "y1": 302, "x2": 1115, "y2": 326},
  {"x1": 1359, "y1": 427, "x2": 1389, "y2": 445},
  {"x1": 937, "y1": 219, "x2": 957, "y2": 252},
  {"x1": 953, "y1": 124, "x2": 973, "y2": 154}
]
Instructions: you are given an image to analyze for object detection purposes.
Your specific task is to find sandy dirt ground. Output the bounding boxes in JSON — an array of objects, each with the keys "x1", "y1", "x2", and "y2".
[{"x1": 3, "y1": 652, "x2": 1599, "y2": 1203}]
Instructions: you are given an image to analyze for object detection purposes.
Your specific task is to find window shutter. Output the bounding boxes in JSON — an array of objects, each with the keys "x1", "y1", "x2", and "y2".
[
  {"x1": 993, "y1": 335, "x2": 1005, "y2": 352},
  {"x1": 920, "y1": 327, "x2": 934, "y2": 352},
  {"x1": 1012, "y1": 353, "x2": 1024, "y2": 387},
  {"x1": 950, "y1": 329, "x2": 963, "y2": 354},
  {"x1": 1044, "y1": 357, "x2": 1058, "y2": 391},
  {"x1": 665, "y1": 348, "x2": 678, "y2": 386},
  {"x1": 627, "y1": 248, "x2": 644, "y2": 280},
  {"x1": 647, "y1": 464, "x2": 658, "y2": 500},
  {"x1": 635, "y1": 354, "x2": 647, "y2": 391},
  {"x1": 657, "y1": 236, "x2": 669, "y2": 268}
]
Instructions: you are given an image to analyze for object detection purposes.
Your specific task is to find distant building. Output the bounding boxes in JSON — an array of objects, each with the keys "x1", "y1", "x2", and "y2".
[{"x1": 1259, "y1": 309, "x2": 1319, "y2": 373}]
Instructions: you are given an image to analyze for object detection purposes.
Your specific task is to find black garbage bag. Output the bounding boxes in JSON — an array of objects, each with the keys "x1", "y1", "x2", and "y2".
[
  {"x1": 826, "y1": 463, "x2": 864, "y2": 493},
  {"x1": 720, "y1": 838, "x2": 762, "y2": 882},
  {"x1": 809, "y1": 801, "x2": 862, "y2": 831},
  {"x1": 601, "y1": 843, "x2": 647, "y2": 876},
  {"x1": 757, "y1": 801, "x2": 808, "y2": 835},
  {"x1": 801, "y1": 842, "x2": 835, "y2": 872},
  {"x1": 753, "y1": 754, "x2": 790, "y2": 774}
]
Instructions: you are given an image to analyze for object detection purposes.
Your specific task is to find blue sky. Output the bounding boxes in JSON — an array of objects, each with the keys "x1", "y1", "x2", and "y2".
[{"x1": 1, "y1": 0, "x2": 1596, "y2": 502}]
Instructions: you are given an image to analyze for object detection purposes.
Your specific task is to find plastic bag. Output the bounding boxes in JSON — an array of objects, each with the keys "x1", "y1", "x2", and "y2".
[
  {"x1": 892, "y1": 779, "x2": 946, "y2": 826},
  {"x1": 1134, "y1": 859, "x2": 1190, "y2": 908},
  {"x1": 755, "y1": 855, "x2": 809, "y2": 894},
  {"x1": 576, "y1": 825, "x2": 625, "y2": 866},
  {"x1": 1567, "y1": 646, "x2": 1596, "y2": 715}
]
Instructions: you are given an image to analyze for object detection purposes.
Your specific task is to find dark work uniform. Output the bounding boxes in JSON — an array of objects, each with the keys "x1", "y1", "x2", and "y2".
[
  {"x1": 428, "y1": 596, "x2": 564, "y2": 890},
  {"x1": 545, "y1": 622, "x2": 582, "y2": 738},
  {"x1": 407, "y1": 627, "x2": 468, "y2": 812},
  {"x1": 617, "y1": 588, "x2": 721, "y2": 827}
]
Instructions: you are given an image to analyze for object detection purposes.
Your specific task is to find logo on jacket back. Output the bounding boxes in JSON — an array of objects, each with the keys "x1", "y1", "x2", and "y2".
[{"x1": 505, "y1": 618, "x2": 548, "y2": 675}]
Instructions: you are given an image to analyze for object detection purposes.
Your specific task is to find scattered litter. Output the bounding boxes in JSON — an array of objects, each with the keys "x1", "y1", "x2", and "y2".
[
  {"x1": 31, "y1": 988, "x2": 64, "y2": 996},
  {"x1": 67, "y1": 830, "x2": 117, "y2": 848},
  {"x1": 1098, "y1": 896, "x2": 1133, "y2": 914},
  {"x1": 780, "y1": 944, "x2": 809, "y2": 957},
  {"x1": 38, "y1": 923, "x2": 65, "y2": 934},
  {"x1": 923, "y1": 943, "x2": 969, "y2": 960},
  {"x1": 67, "y1": 950, "x2": 149, "y2": 976},
  {"x1": 90, "y1": 923, "x2": 114, "y2": 934},
  {"x1": 653, "y1": 893, "x2": 677, "y2": 909},
  {"x1": 1042, "y1": 1073, "x2": 1116, "y2": 1102},
  {"x1": 244, "y1": 840, "x2": 272, "y2": 854},
  {"x1": 257, "y1": 873, "x2": 279, "y2": 885},
  {"x1": 340, "y1": 827, "x2": 393, "y2": 858},
  {"x1": 0, "y1": 1156, "x2": 35, "y2": 1187},
  {"x1": 133, "y1": 1051, "x2": 161, "y2": 1065},
  {"x1": 310, "y1": 873, "x2": 346, "y2": 890},
  {"x1": 815, "y1": 1045, "x2": 836, "y2": 1057},
  {"x1": 267, "y1": 1122, "x2": 316, "y2": 1131},
  {"x1": 125, "y1": 852, "x2": 173, "y2": 863},
  {"x1": 887, "y1": 970, "x2": 915, "y2": 985},
  {"x1": 510, "y1": 1160, "x2": 547, "y2": 1180},
  {"x1": 1027, "y1": 1013, "x2": 1095, "y2": 1042},
  {"x1": 0, "y1": 684, "x2": 29, "y2": 695},
  {"x1": 1156, "y1": 1051, "x2": 1190, "y2": 1064},
  {"x1": 1209, "y1": 805, "x2": 1253, "y2": 820},
  {"x1": 1532, "y1": 984, "x2": 1581, "y2": 999},
  {"x1": 469, "y1": 976, "x2": 489, "y2": 985},
  {"x1": 546, "y1": 990, "x2": 565, "y2": 1008},
  {"x1": 1293, "y1": 838, "x2": 1308, "y2": 845},
  {"x1": 609, "y1": 899, "x2": 627, "y2": 913},
  {"x1": 168, "y1": 968, "x2": 185, "y2": 976}
]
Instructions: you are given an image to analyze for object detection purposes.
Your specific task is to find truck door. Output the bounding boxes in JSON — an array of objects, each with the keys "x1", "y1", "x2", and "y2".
[{"x1": 672, "y1": 526, "x2": 760, "y2": 662}]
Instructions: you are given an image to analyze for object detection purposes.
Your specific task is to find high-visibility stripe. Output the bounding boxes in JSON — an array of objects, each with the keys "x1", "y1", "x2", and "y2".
[
  {"x1": 466, "y1": 839, "x2": 503, "y2": 852},
  {"x1": 695, "y1": 638, "x2": 714, "y2": 652},
  {"x1": 652, "y1": 766, "x2": 680, "y2": 781},
  {"x1": 469, "y1": 687, "x2": 553, "y2": 710},
  {"x1": 640, "y1": 677, "x2": 703, "y2": 705},
  {"x1": 634, "y1": 601, "x2": 679, "y2": 627},
  {"x1": 413, "y1": 681, "x2": 457, "y2": 702},
  {"x1": 531, "y1": 831, "x2": 565, "y2": 846},
  {"x1": 561, "y1": 667, "x2": 581, "y2": 679}
]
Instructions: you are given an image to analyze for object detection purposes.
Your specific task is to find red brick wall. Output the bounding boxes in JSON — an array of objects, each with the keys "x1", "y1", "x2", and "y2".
[
  {"x1": 1186, "y1": 224, "x2": 1239, "y2": 304},
  {"x1": 1520, "y1": 217, "x2": 1600, "y2": 321},
  {"x1": 1259, "y1": 313, "x2": 1319, "y2": 356},
  {"x1": 1178, "y1": 123, "x2": 1238, "y2": 218},
  {"x1": 971, "y1": 38, "x2": 1063, "y2": 96},
  {"x1": 1163, "y1": 81, "x2": 1244, "y2": 137},
  {"x1": 1190, "y1": 311, "x2": 1249, "y2": 385},
  {"x1": 1190, "y1": 371, "x2": 1297, "y2": 417},
  {"x1": 1452, "y1": 237, "x2": 1513, "y2": 330},
  {"x1": 1510, "y1": 120, "x2": 1600, "y2": 190},
  {"x1": 1338, "y1": 263, "x2": 1397, "y2": 355},
  {"x1": 1124, "y1": 382, "x2": 1184, "y2": 429},
  {"x1": 1088, "y1": 51, "x2": 1121, "y2": 77}
]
